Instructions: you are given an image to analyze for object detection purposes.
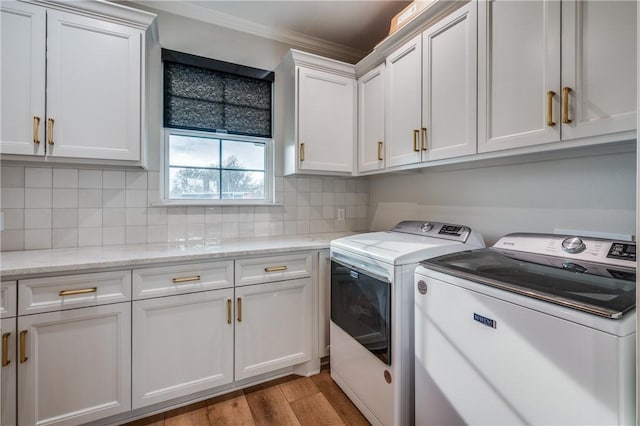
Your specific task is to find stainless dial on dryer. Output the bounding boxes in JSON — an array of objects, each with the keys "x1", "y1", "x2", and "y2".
[
  {"x1": 420, "y1": 222, "x2": 434, "y2": 233},
  {"x1": 562, "y1": 237, "x2": 586, "y2": 254}
]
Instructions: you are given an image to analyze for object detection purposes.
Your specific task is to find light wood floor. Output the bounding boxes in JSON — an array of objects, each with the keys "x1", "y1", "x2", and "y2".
[{"x1": 125, "y1": 366, "x2": 371, "y2": 426}]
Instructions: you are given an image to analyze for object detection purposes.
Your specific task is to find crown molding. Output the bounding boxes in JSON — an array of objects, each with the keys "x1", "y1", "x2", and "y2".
[{"x1": 131, "y1": 1, "x2": 365, "y2": 64}]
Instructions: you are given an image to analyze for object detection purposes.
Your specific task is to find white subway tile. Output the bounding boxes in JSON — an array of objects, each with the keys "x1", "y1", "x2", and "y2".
[
  {"x1": 53, "y1": 169, "x2": 78, "y2": 188},
  {"x1": 221, "y1": 222, "x2": 238, "y2": 239},
  {"x1": 296, "y1": 220, "x2": 310, "y2": 234},
  {"x1": 322, "y1": 220, "x2": 335, "y2": 233},
  {"x1": 147, "y1": 225, "x2": 168, "y2": 243},
  {"x1": 2, "y1": 209, "x2": 23, "y2": 229},
  {"x1": 79, "y1": 189, "x2": 102, "y2": 208},
  {"x1": 297, "y1": 177, "x2": 309, "y2": 192},
  {"x1": 147, "y1": 172, "x2": 160, "y2": 190},
  {"x1": 53, "y1": 228, "x2": 78, "y2": 249},
  {"x1": 309, "y1": 219, "x2": 322, "y2": 233},
  {"x1": 187, "y1": 207, "x2": 205, "y2": 223},
  {"x1": 334, "y1": 193, "x2": 346, "y2": 206},
  {"x1": 126, "y1": 208, "x2": 147, "y2": 226},
  {"x1": 334, "y1": 180, "x2": 346, "y2": 193},
  {"x1": 147, "y1": 208, "x2": 167, "y2": 226},
  {"x1": 103, "y1": 208, "x2": 126, "y2": 227},
  {"x1": 1, "y1": 230, "x2": 24, "y2": 251},
  {"x1": 238, "y1": 207, "x2": 254, "y2": 223},
  {"x1": 147, "y1": 189, "x2": 160, "y2": 205},
  {"x1": 1, "y1": 166, "x2": 24, "y2": 188},
  {"x1": 79, "y1": 208, "x2": 102, "y2": 228},
  {"x1": 297, "y1": 206, "x2": 310, "y2": 220},
  {"x1": 187, "y1": 223, "x2": 204, "y2": 241},
  {"x1": 25, "y1": 229, "x2": 51, "y2": 250},
  {"x1": 126, "y1": 226, "x2": 147, "y2": 244},
  {"x1": 322, "y1": 193, "x2": 334, "y2": 205},
  {"x1": 79, "y1": 170, "x2": 102, "y2": 188},
  {"x1": 205, "y1": 207, "x2": 222, "y2": 224},
  {"x1": 125, "y1": 189, "x2": 147, "y2": 207},
  {"x1": 345, "y1": 180, "x2": 357, "y2": 192},
  {"x1": 309, "y1": 178, "x2": 323, "y2": 192},
  {"x1": 296, "y1": 193, "x2": 310, "y2": 207},
  {"x1": 346, "y1": 205, "x2": 357, "y2": 219},
  {"x1": 309, "y1": 192, "x2": 322, "y2": 206},
  {"x1": 25, "y1": 188, "x2": 51, "y2": 208},
  {"x1": 103, "y1": 189, "x2": 125, "y2": 208},
  {"x1": 283, "y1": 221, "x2": 297, "y2": 235},
  {"x1": 222, "y1": 206, "x2": 238, "y2": 223},
  {"x1": 322, "y1": 178, "x2": 335, "y2": 193},
  {"x1": 52, "y1": 189, "x2": 78, "y2": 208},
  {"x1": 310, "y1": 206, "x2": 322, "y2": 220},
  {"x1": 1, "y1": 188, "x2": 24, "y2": 209},
  {"x1": 334, "y1": 220, "x2": 346, "y2": 232},
  {"x1": 254, "y1": 222, "x2": 269, "y2": 237},
  {"x1": 52, "y1": 208, "x2": 78, "y2": 228},
  {"x1": 322, "y1": 206, "x2": 335, "y2": 219},
  {"x1": 283, "y1": 177, "x2": 296, "y2": 192},
  {"x1": 25, "y1": 167, "x2": 52, "y2": 188},
  {"x1": 103, "y1": 227, "x2": 125, "y2": 246},
  {"x1": 205, "y1": 223, "x2": 222, "y2": 241},
  {"x1": 78, "y1": 227, "x2": 102, "y2": 247},
  {"x1": 126, "y1": 170, "x2": 147, "y2": 190},
  {"x1": 357, "y1": 205, "x2": 368, "y2": 219},
  {"x1": 268, "y1": 222, "x2": 283, "y2": 236},
  {"x1": 238, "y1": 222, "x2": 255, "y2": 238},
  {"x1": 25, "y1": 209, "x2": 52, "y2": 229},
  {"x1": 103, "y1": 170, "x2": 125, "y2": 189}
]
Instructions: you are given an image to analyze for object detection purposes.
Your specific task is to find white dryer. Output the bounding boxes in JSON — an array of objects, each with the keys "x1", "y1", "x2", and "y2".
[
  {"x1": 330, "y1": 221, "x2": 484, "y2": 426},
  {"x1": 415, "y1": 233, "x2": 636, "y2": 425}
]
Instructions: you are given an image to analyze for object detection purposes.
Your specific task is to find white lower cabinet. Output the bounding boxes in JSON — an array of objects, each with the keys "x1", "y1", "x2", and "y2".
[
  {"x1": 2, "y1": 317, "x2": 17, "y2": 426},
  {"x1": 132, "y1": 288, "x2": 234, "y2": 409},
  {"x1": 235, "y1": 278, "x2": 313, "y2": 381},
  {"x1": 17, "y1": 303, "x2": 131, "y2": 426}
]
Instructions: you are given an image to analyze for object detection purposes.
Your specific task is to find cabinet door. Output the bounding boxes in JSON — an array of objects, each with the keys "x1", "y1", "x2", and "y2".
[
  {"x1": 1, "y1": 318, "x2": 17, "y2": 426},
  {"x1": 0, "y1": 1, "x2": 45, "y2": 156},
  {"x1": 235, "y1": 278, "x2": 312, "y2": 380},
  {"x1": 561, "y1": 0, "x2": 636, "y2": 141},
  {"x1": 297, "y1": 67, "x2": 355, "y2": 173},
  {"x1": 317, "y1": 251, "x2": 330, "y2": 358},
  {"x1": 18, "y1": 303, "x2": 131, "y2": 425},
  {"x1": 477, "y1": 0, "x2": 560, "y2": 153},
  {"x1": 358, "y1": 64, "x2": 386, "y2": 173},
  {"x1": 423, "y1": 3, "x2": 477, "y2": 161},
  {"x1": 46, "y1": 9, "x2": 142, "y2": 161},
  {"x1": 386, "y1": 34, "x2": 422, "y2": 167},
  {"x1": 132, "y1": 288, "x2": 234, "y2": 409}
]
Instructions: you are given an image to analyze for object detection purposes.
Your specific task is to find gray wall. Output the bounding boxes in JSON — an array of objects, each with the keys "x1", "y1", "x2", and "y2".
[{"x1": 368, "y1": 151, "x2": 636, "y2": 245}]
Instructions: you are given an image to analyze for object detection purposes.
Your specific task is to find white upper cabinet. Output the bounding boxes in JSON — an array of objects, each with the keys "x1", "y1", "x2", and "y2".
[
  {"x1": 560, "y1": 0, "x2": 636, "y2": 141},
  {"x1": 478, "y1": 0, "x2": 636, "y2": 153},
  {"x1": 46, "y1": 10, "x2": 142, "y2": 161},
  {"x1": 386, "y1": 34, "x2": 423, "y2": 168},
  {"x1": 0, "y1": 1, "x2": 156, "y2": 165},
  {"x1": 478, "y1": 0, "x2": 561, "y2": 153},
  {"x1": 277, "y1": 50, "x2": 356, "y2": 176},
  {"x1": 0, "y1": 2, "x2": 46, "y2": 156},
  {"x1": 422, "y1": 3, "x2": 477, "y2": 161},
  {"x1": 358, "y1": 64, "x2": 386, "y2": 173},
  {"x1": 385, "y1": 2, "x2": 477, "y2": 168}
]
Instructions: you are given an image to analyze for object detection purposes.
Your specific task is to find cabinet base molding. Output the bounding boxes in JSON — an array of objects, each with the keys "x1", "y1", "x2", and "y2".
[{"x1": 85, "y1": 361, "x2": 321, "y2": 426}]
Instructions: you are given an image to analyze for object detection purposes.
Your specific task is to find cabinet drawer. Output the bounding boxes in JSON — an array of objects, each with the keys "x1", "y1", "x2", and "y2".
[
  {"x1": 132, "y1": 261, "x2": 233, "y2": 300},
  {"x1": 235, "y1": 253, "x2": 313, "y2": 287},
  {"x1": 19, "y1": 270, "x2": 131, "y2": 315},
  {"x1": 1, "y1": 281, "x2": 17, "y2": 318}
]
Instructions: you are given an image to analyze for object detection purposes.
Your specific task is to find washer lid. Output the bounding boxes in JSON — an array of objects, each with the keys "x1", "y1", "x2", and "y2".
[
  {"x1": 331, "y1": 231, "x2": 478, "y2": 265},
  {"x1": 420, "y1": 248, "x2": 636, "y2": 319}
]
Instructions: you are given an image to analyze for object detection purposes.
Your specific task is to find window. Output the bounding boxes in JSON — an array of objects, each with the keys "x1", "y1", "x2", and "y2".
[{"x1": 162, "y1": 49, "x2": 274, "y2": 203}]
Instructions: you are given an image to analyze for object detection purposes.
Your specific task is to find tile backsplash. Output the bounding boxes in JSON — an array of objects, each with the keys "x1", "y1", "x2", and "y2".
[{"x1": 0, "y1": 165, "x2": 369, "y2": 251}]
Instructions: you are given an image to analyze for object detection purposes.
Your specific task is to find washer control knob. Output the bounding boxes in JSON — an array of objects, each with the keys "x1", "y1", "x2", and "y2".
[
  {"x1": 420, "y1": 222, "x2": 434, "y2": 233},
  {"x1": 562, "y1": 237, "x2": 586, "y2": 254}
]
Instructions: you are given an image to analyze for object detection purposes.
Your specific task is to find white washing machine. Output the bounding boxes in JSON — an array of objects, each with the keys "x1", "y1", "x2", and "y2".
[
  {"x1": 415, "y1": 233, "x2": 636, "y2": 425},
  {"x1": 330, "y1": 221, "x2": 484, "y2": 426}
]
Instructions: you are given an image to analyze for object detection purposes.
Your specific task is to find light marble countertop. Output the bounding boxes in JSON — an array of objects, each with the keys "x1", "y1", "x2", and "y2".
[{"x1": 0, "y1": 233, "x2": 354, "y2": 278}]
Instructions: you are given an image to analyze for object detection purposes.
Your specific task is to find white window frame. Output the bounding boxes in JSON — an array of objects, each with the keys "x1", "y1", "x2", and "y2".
[{"x1": 159, "y1": 128, "x2": 274, "y2": 206}]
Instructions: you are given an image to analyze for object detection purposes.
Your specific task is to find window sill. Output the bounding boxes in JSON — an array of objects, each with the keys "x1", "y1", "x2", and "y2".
[{"x1": 150, "y1": 200, "x2": 283, "y2": 207}]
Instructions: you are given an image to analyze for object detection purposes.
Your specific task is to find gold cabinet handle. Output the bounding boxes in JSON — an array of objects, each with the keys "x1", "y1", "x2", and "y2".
[
  {"x1": 59, "y1": 287, "x2": 97, "y2": 296},
  {"x1": 421, "y1": 127, "x2": 427, "y2": 151},
  {"x1": 19, "y1": 330, "x2": 27, "y2": 364},
  {"x1": 33, "y1": 116, "x2": 40, "y2": 144},
  {"x1": 2, "y1": 332, "x2": 10, "y2": 367},
  {"x1": 237, "y1": 297, "x2": 242, "y2": 322},
  {"x1": 227, "y1": 299, "x2": 232, "y2": 325},
  {"x1": 413, "y1": 130, "x2": 419, "y2": 152},
  {"x1": 562, "y1": 87, "x2": 572, "y2": 124},
  {"x1": 172, "y1": 275, "x2": 201, "y2": 284},
  {"x1": 377, "y1": 141, "x2": 383, "y2": 161},
  {"x1": 547, "y1": 91, "x2": 556, "y2": 126},
  {"x1": 47, "y1": 118, "x2": 54, "y2": 145},
  {"x1": 300, "y1": 142, "x2": 305, "y2": 162},
  {"x1": 264, "y1": 266, "x2": 287, "y2": 272}
]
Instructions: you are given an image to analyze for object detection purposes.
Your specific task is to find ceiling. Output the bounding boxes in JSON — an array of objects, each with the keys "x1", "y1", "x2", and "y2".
[{"x1": 134, "y1": 1, "x2": 412, "y2": 61}]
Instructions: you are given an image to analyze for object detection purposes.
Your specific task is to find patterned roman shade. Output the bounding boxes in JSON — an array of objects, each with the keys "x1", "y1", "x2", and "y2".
[{"x1": 162, "y1": 49, "x2": 274, "y2": 138}]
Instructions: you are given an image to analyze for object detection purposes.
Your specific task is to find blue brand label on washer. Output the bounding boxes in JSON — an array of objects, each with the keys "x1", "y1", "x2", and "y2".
[
  {"x1": 350, "y1": 270, "x2": 359, "y2": 279},
  {"x1": 474, "y1": 313, "x2": 496, "y2": 328}
]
